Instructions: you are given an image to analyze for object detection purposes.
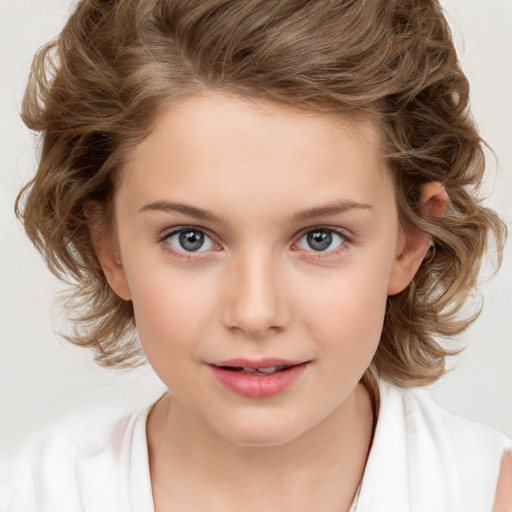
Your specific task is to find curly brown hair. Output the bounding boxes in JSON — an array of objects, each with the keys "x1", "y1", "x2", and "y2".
[{"x1": 16, "y1": 0, "x2": 506, "y2": 386}]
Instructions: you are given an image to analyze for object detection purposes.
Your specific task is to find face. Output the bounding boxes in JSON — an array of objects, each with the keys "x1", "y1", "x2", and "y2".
[{"x1": 101, "y1": 92, "x2": 420, "y2": 447}]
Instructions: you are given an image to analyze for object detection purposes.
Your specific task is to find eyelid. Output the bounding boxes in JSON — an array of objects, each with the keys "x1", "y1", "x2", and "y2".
[
  {"x1": 293, "y1": 225, "x2": 352, "y2": 244},
  {"x1": 161, "y1": 225, "x2": 217, "y2": 241}
]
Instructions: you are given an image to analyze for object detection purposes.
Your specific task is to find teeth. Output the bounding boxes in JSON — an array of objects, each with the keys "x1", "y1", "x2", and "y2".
[
  {"x1": 254, "y1": 365, "x2": 281, "y2": 374},
  {"x1": 243, "y1": 365, "x2": 290, "y2": 374}
]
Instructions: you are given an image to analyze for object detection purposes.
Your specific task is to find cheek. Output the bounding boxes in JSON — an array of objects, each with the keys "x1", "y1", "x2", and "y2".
[
  {"x1": 128, "y1": 272, "x2": 219, "y2": 394},
  {"x1": 125, "y1": 264, "x2": 218, "y2": 359},
  {"x1": 299, "y1": 261, "x2": 391, "y2": 358}
]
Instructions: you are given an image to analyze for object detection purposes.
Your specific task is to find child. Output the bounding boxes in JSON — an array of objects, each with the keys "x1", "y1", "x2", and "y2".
[{"x1": 2, "y1": 0, "x2": 511, "y2": 511}]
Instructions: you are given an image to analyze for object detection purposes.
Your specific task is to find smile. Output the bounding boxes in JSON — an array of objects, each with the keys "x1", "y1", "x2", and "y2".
[{"x1": 207, "y1": 358, "x2": 310, "y2": 398}]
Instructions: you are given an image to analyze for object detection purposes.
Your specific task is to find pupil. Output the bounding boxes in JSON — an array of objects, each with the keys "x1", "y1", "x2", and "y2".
[
  {"x1": 307, "y1": 230, "x2": 332, "y2": 251},
  {"x1": 179, "y1": 230, "x2": 204, "y2": 251}
]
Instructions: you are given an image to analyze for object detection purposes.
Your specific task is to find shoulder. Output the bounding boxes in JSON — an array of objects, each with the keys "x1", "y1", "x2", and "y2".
[
  {"x1": 0, "y1": 405, "x2": 151, "y2": 512},
  {"x1": 399, "y1": 383, "x2": 511, "y2": 464},
  {"x1": 396, "y1": 382, "x2": 511, "y2": 448},
  {"x1": 12, "y1": 405, "x2": 137, "y2": 470},
  {"x1": 381, "y1": 380, "x2": 511, "y2": 511}
]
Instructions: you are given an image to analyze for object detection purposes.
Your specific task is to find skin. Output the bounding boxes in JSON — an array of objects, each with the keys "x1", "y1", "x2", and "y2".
[
  {"x1": 494, "y1": 451, "x2": 512, "y2": 512},
  {"x1": 95, "y1": 92, "x2": 445, "y2": 511}
]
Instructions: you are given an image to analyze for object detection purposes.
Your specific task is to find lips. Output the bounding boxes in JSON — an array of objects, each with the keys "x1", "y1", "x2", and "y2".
[{"x1": 207, "y1": 358, "x2": 310, "y2": 398}]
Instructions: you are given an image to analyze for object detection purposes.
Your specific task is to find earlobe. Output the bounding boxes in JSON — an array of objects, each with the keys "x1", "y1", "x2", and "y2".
[
  {"x1": 89, "y1": 216, "x2": 132, "y2": 301},
  {"x1": 387, "y1": 181, "x2": 449, "y2": 296}
]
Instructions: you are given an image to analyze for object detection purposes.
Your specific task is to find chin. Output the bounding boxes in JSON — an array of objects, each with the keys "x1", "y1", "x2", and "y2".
[{"x1": 205, "y1": 412, "x2": 313, "y2": 448}]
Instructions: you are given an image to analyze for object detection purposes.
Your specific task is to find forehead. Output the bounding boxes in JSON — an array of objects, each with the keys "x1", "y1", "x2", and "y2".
[{"x1": 118, "y1": 92, "x2": 395, "y2": 223}]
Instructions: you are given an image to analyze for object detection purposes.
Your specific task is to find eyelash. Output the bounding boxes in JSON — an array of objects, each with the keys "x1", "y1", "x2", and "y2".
[
  {"x1": 159, "y1": 225, "x2": 352, "y2": 261},
  {"x1": 294, "y1": 227, "x2": 352, "y2": 260},
  {"x1": 159, "y1": 225, "x2": 221, "y2": 261}
]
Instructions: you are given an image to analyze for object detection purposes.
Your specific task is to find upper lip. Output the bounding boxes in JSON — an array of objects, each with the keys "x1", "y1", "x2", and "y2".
[{"x1": 208, "y1": 358, "x2": 309, "y2": 369}]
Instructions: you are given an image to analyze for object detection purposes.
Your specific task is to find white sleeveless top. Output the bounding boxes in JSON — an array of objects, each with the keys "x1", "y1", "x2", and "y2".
[
  {"x1": 353, "y1": 380, "x2": 511, "y2": 511},
  {"x1": 1, "y1": 380, "x2": 510, "y2": 512}
]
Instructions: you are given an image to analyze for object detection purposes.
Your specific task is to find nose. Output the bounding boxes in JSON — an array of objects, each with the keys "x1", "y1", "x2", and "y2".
[{"x1": 221, "y1": 250, "x2": 290, "y2": 338}]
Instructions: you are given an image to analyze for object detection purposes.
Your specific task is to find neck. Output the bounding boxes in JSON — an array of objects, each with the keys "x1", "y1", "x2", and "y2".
[{"x1": 147, "y1": 383, "x2": 374, "y2": 512}]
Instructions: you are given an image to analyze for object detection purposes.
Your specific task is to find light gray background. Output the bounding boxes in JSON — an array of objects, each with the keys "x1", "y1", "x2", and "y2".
[{"x1": 1, "y1": 0, "x2": 511, "y2": 472}]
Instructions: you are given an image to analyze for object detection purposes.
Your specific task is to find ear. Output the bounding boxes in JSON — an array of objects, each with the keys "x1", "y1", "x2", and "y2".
[
  {"x1": 387, "y1": 182, "x2": 449, "y2": 296},
  {"x1": 88, "y1": 208, "x2": 132, "y2": 301}
]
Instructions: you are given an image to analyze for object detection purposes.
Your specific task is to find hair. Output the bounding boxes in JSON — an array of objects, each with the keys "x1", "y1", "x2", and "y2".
[{"x1": 16, "y1": 0, "x2": 506, "y2": 386}]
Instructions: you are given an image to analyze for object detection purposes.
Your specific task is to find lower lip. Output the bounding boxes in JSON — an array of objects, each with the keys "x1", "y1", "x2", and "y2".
[{"x1": 208, "y1": 363, "x2": 309, "y2": 399}]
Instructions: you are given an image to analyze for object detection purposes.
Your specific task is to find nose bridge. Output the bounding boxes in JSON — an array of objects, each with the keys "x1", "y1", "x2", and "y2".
[{"x1": 222, "y1": 246, "x2": 289, "y2": 337}]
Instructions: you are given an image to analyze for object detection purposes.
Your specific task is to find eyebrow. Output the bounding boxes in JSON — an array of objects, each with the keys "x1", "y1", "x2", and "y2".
[
  {"x1": 139, "y1": 199, "x2": 373, "y2": 223},
  {"x1": 139, "y1": 200, "x2": 224, "y2": 222},
  {"x1": 291, "y1": 200, "x2": 373, "y2": 222}
]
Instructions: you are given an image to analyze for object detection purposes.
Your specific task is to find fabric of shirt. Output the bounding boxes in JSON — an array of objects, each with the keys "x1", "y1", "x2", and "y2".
[{"x1": 1, "y1": 379, "x2": 510, "y2": 512}]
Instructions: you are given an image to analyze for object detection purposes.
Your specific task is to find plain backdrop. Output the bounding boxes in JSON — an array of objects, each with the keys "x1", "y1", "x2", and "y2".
[{"x1": 1, "y1": 0, "x2": 511, "y2": 473}]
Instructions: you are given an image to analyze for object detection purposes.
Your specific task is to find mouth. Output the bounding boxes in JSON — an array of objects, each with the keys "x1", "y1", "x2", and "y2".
[
  {"x1": 207, "y1": 358, "x2": 310, "y2": 398},
  {"x1": 209, "y1": 357, "x2": 308, "y2": 374},
  {"x1": 216, "y1": 364, "x2": 295, "y2": 375}
]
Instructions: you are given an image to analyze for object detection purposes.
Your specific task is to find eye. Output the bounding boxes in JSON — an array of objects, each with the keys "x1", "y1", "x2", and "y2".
[
  {"x1": 296, "y1": 228, "x2": 345, "y2": 252},
  {"x1": 164, "y1": 228, "x2": 216, "y2": 253}
]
